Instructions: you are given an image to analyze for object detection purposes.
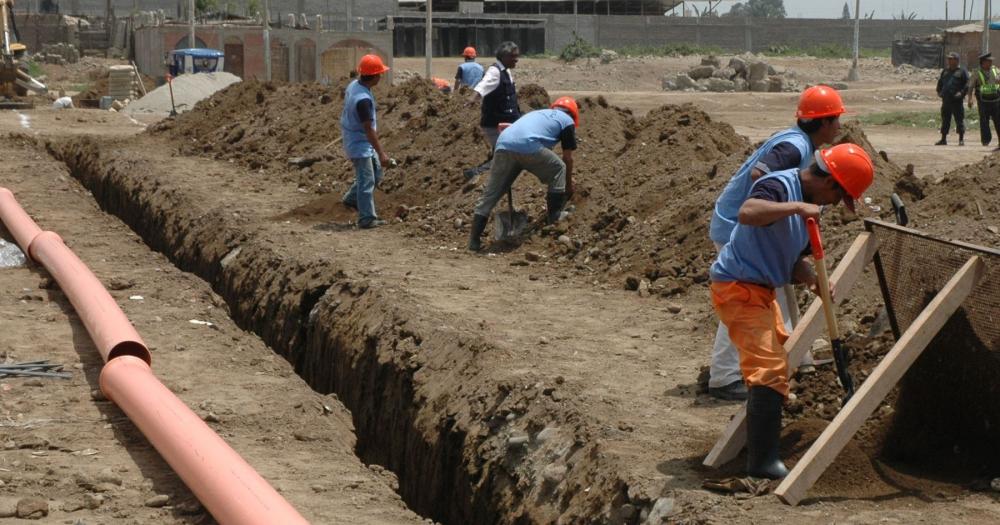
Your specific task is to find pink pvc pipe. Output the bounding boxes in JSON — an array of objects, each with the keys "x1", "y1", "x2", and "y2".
[
  {"x1": 0, "y1": 188, "x2": 42, "y2": 253},
  {"x1": 100, "y1": 357, "x2": 309, "y2": 525}
]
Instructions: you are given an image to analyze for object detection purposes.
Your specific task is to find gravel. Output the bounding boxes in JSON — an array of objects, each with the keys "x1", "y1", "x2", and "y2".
[{"x1": 125, "y1": 72, "x2": 241, "y2": 116}]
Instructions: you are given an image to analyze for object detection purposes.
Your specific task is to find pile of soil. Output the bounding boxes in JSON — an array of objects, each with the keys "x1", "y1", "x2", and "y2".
[
  {"x1": 150, "y1": 78, "x2": 927, "y2": 300},
  {"x1": 904, "y1": 151, "x2": 1000, "y2": 246}
]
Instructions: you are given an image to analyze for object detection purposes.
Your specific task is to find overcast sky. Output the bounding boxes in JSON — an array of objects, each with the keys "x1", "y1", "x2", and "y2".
[{"x1": 717, "y1": 0, "x2": 994, "y2": 20}]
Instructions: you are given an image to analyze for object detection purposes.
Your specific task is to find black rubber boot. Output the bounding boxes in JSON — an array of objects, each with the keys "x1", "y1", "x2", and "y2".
[
  {"x1": 467, "y1": 214, "x2": 488, "y2": 251},
  {"x1": 959, "y1": 133, "x2": 965, "y2": 146},
  {"x1": 745, "y1": 386, "x2": 789, "y2": 480},
  {"x1": 545, "y1": 192, "x2": 567, "y2": 224},
  {"x1": 934, "y1": 136, "x2": 947, "y2": 146}
]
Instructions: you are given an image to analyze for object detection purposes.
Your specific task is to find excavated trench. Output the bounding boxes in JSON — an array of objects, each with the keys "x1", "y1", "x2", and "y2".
[{"x1": 44, "y1": 137, "x2": 642, "y2": 525}]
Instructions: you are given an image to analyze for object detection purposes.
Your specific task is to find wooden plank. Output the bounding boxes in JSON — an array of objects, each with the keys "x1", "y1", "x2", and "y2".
[
  {"x1": 774, "y1": 256, "x2": 985, "y2": 505},
  {"x1": 703, "y1": 232, "x2": 879, "y2": 468}
]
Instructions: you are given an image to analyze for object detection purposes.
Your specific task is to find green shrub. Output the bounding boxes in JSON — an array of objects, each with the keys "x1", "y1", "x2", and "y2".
[{"x1": 559, "y1": 33, "x2": 601, "y2": 62}]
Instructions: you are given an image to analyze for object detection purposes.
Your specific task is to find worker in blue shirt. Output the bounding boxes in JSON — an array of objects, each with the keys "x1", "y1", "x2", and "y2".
[
  {"x1": 467, "y1": 97, "x2": 579, "y2": 251},
  {"x1": 340, "y1": 54, "x2": 392, "y2": 229},
  {"x1": 454, "y1": 46, "x2": 484, "y2": 90},
  {"x1": 711, "y1": 144, "x2": 874, "y2": 479},
  {"x1": 707, "y1": 85, "x2": 846, "y2": 401}
]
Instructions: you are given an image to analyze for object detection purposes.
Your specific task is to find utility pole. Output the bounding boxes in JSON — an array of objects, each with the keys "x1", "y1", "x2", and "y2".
[
  {"x1": 964, "y1": 0, "x2": 968, "y2": 20},
  {"x1": 425, "y1": 0, "x2": 432, "y2": 79},
  {"x1": 189, "y1": 0, "x2": 195, "y2": 48},
  {"x1": 984, "y1": 0, "x2": 990, "y2": 53},
  {"x1": 848, "y1": 0, "x2": 860, "y2": 81},
  {"x1": 263, "y1": 0, "x2": 271, "y2": 80}
]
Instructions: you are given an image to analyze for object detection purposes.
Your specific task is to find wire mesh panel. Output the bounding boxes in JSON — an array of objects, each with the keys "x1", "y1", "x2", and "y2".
[{"x1": 866, "y1": 219, "x2": 1000, "y2": 351}]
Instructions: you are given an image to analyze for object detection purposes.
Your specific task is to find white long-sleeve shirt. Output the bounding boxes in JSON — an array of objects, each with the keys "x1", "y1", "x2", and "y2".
[{"x1": 474, "y1": 62, "x2": 515, "y2": 98}]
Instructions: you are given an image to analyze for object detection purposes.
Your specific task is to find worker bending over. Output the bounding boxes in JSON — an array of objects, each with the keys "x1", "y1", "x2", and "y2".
[
  {"x1": 340, "y1": 54, "x2": 392, "y2": 229},
  {"x1": 467, "y1": 97, "x2": 579, "y2": 251},
  {"x1": 707, "y1": 85, "x2": 846, "y2": 401},
  {"x1": 710, "y1": 144, "x2": 874, "y2": 479}
]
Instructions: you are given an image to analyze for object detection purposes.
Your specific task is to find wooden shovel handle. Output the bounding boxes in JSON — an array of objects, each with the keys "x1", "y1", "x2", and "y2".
[{"x1": 806, "y1": 218, "x2": 840, "y2": 340}]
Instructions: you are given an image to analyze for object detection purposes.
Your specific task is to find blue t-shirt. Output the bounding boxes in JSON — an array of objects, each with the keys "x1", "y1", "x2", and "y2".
[
  {"x1": 495, "y1": 109, "x2": 576, "y2": 155},
  {"x1": 340, "y1": 80, "x2": 376, "y2": 159},
  {"x1": 710, "y1": 168, "x2": 811, "y2": 289},
  {"x1": 456, "y1": 61, "x2": 484, "y2": 88}
]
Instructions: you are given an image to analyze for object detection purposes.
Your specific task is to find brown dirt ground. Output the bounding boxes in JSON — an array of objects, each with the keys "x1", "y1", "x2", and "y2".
[
  {"x1": 0, "y1": 135, "x2": 424, "y2": 524},
  {"x1": 0, "y1": 53, "x2": 999, "y2": 523}
]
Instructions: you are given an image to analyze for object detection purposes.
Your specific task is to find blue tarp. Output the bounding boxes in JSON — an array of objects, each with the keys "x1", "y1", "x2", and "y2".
[{"x1": 991, "y1": 22, "x2": 1000, "y2": 30}]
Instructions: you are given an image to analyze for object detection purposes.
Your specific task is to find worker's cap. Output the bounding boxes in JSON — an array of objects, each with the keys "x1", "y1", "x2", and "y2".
[
  {"x1": 980, "y1": 52, "x2": 993, "y2": 62},
  {"x1": 947, "y1": 51, "x2": 961, "y2": 60}
]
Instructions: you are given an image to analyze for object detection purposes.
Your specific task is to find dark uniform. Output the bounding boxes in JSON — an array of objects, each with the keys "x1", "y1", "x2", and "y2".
[{"x1": 936, "y1": 57, "x2": 969, "y2": 145}]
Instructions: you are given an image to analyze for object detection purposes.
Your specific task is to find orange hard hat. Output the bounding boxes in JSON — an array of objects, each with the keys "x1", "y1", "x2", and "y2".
[
  {"x1": 551, "y1": 96, "x2": 580, "y2": 127},
  {"x1": 357, "y1": 54, "x2": 390, "y2": 76},
  {"x1": 815, "y1": 144, "x2": 873, "y2": 211},
  {"x1": 463, "y1": 46, "x2": 477, "y2": 58},
  {"x1": 432, "y1": 77, "x2": 451, "y2": 89},
  {"x1": 796, "y1": 85, "x2": 845, "y2": 120}
]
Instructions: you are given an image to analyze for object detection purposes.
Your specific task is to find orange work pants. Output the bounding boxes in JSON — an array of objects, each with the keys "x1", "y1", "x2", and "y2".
[{"x1": 710, "y1": 281, "x2": 790, "y2": 397}]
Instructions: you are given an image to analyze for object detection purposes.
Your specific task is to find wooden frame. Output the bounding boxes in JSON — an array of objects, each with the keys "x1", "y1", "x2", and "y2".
[
  {"x1": 702, "y1": 232, "x2": 879, "y2": 468},
  {"x1": 774, "y1": 256, "x2": 985, "y2": 505}
]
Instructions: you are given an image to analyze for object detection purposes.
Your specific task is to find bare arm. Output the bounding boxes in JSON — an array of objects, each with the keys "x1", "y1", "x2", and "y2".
[
  {"x1": 363, "y1": 121, "x2": 389, "y2": 166},
  {"x1": 738, "y1": 198, "x2": 820, "y2": 226},
  {"x1": 750, "y1": 167, "x2": 765, "y2": 181}
]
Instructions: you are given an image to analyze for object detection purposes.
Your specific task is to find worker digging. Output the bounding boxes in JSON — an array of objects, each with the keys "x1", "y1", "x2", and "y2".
[
  {"x1": 340, "y1": 54, "x2": 392, "y2": 229},
  {"x1": 467, "y1": 96, "x2": 579, "y2": 251},
  {"x1": 710, "y1": 143, "x2": 875, "y2": 479},
  {"x1": 706, "y1": 85, "x2": 847, "y2": 401}
]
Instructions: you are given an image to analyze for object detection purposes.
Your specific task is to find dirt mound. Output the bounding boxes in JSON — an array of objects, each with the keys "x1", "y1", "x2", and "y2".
[
  {"x1": 150, "y1": 78, "x2": 925, "y2": 300},
  {"x1": 519, "y1": 83, "x2": 551, "y2": 110}
]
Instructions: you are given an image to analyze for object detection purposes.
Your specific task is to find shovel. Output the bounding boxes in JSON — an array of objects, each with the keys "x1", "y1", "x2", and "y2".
[
  {"x1": 494, "y1": 188, "x2": 528, "y2": 241},
  {"x1": 806, "y1": 217, "x2": 855, "y2": 405}
]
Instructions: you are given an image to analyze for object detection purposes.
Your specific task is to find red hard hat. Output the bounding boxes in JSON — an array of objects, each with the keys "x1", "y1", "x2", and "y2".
[
  {"x1": 551, "y1": 96, "x2": 579, "y2": 127},
  {"x1": 797, "y1": 85, "x2": 846, "y2": 120},
  {"x1": 816, "y1": 144, "x2": 874, "y2": 211},
  {"x1": 463, "y1": 46, "x2": 477, "y2": 58},
  {"x1": 357, "y1": 54, "x2": 390, "y2": 76}
]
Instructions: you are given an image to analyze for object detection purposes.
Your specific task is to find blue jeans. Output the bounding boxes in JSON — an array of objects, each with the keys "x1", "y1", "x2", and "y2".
[{"x1": 342, "y1": 156, "x2": 383, "y2": 227}]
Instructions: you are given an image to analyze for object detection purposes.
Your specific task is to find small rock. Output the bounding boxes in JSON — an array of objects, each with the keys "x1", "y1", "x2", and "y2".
[
  {"x1": 508, "y1": 434, "x2": 529, "y2": 448},
  {"x1": 525, "y1": 251, "x2": 541, "y2": 262},
  {"x1": 599, "y1": 49, "x2": 619, "y2": 64},
  {"x1": 176, "y1": 500, "x2": 203, "y2": 515},
  {"x1": 987, "y1": 226, "x2": 999, "y2": 235},
  {"x1": 666, "y1": 303, "x2": 682, "y2": 314},
  {"x1": 829, "y1": 81, "x2": 849, "y2": 90},
  {"x1": 541, "y1": 463, "x2": 567, "y2": 485},
  {"x1": 107, "y1": 277, "x2": 135, "y2": 291},
  {"x1": 990, "y1": 477, "x2": 1000, "y2": 492},
  {"x1": 557, "y1": 235, "x2": 574, "y2": 250},
  {"x1": 638, "y1": 279, "x2": 651, "y2": 298},
  {"x1": 700, "y1": 55, "x2": 721, "y2": 68},
  {"x1": 310, "y1": 484, "x2": 328, "y2": 493},
  {"x1": 688, "y1": 65, "x2": 715, "y2": 80},
  {"x1": 644, "y1": 497, "x2": 676, "y2": 524},
  {"x1": 144, "y1": 494, "x2": 170, "y2": 508},
  {"x1": 16, "y1": 497, "x2": 48, "y2": 519},
  {"x1": 536, "y1": 426, "x2": 558, "y2": 444},
  {"x1": 96, "y1": 468, "x2": 123, "y2": 486},
  {"x1": 0, "y1": 497, "x2": 17, "y2": 517},
  {"x1": 23, "y1": 379, "x2": 44, "y2": 387},
  {"x1": 202, "y1": 412, "x2": 221, "y2": 423},
  {"x1": 538, "y1": 336, "x2": 550, "y2": 345},
  {"x1": 748, "y1": 61, "x2": 769, "y2": 82},
  {"x1": 83, "y1": 493, "x2": 103, "y2": 510},
  {"x1": 453, "y1": 218, "x2": 463, "y2": 229},
  {"x1": 624, "y1": 276, "x2": 640, "y2": 291},
  {"x1": 90, "y1": 389, "x2": 107, "y2": 401},
  {"x1": 673, "y1": 73, "x2": 697, "y2": 90}
]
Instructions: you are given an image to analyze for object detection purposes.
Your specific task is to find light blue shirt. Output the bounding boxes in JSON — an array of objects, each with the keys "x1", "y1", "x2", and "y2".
[
  {"x1": 340, "y1": 80, "x2": 376, "y2": 159},
  {"x1": 457, "y1": 61, "x2": 484, "y2": 88},
  {"x1": 709, "y1": 126, "x2": 812, "y2": 245},
  {"x1": 495, "y1": 109, "x2": 574, "y2": 155},
  {"x1": 710, "y1": 168, "x2": 810, "y2": 289}
]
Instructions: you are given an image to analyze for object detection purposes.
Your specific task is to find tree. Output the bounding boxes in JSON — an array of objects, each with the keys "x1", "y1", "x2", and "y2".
[
  {"x1": 723, "y1": 0, "x2": 786, "y2": 18},
  {"x1": 841, "y1": 2, "x2": 851, "y2": 19}
]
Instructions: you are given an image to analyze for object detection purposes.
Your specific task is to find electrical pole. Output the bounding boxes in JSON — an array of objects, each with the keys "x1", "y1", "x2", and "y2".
[
  {"x1": 984, "y1": 0, "x2": 990, "y2": 53},
  {"x1": 848, "y1": 0, "x2": 860, "y2": 81},
  {"x1": 263, "y1": 0, "x2": 271, "y2": 80},
  {"x1": 425, "y1": 0, "x2": 432, "y2": 79},
  {"x1": 189, "y1": 0, "x2": 195, "y2": 48}
]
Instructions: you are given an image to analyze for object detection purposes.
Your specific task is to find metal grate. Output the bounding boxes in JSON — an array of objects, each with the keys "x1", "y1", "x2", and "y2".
[{"x1": 866, "y1": 219, "x2": 1000, "y2": 351}]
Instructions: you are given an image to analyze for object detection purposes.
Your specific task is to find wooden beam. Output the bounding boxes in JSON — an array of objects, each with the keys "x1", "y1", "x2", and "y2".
[
  {"x1": 775, "y1": 256, "x2": 986, "y2": 505},
  {"x1": 703, "y1": 232, "x2": 879, "y2": 468}
]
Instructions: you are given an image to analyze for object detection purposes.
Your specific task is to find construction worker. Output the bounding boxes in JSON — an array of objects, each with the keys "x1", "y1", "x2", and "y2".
[
  {"x1": 711, "y1": 144, "x2": 874, "y2": 479},
  {"x1": 463, "y1": 41, "x2": 522, "y2": 180},
  {"x1": 706, "y1": 85, "x2": 845, "y2": 401},
  {"x1": 936, "y1": 52, "x2": 969, "y2": 146},
  {"x1": 467, "y1": 97, "x2": 579, "y2": 251},
  {"x1": 340, "y1": 54, "x2": 391, "y2": 229},
  {"x1": 432, "y1": 77, "x2": 452, "y2": 94},
  {"x1": 454, "y1": 46, "x2": 484, "y2": 90},
  {"x1": 968, "y1": 52, "x2": 1000, "y2": 147}
]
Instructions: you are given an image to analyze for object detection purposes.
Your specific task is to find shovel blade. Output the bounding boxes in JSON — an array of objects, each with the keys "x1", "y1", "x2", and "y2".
[{"x1": 494, "y1": 210, "x2": 529, "y2": 241}]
